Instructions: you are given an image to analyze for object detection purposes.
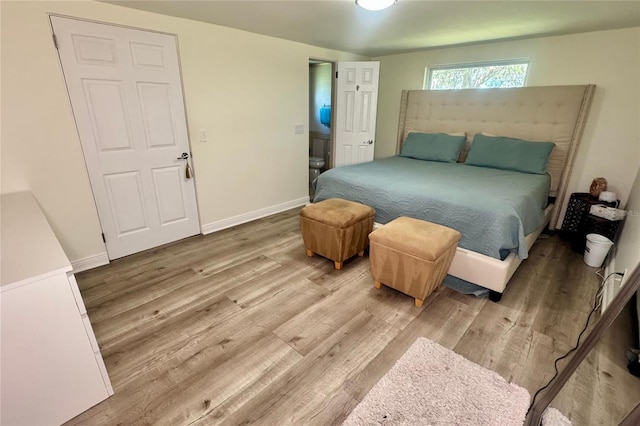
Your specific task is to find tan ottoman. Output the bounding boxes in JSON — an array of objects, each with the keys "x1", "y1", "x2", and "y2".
[
  {"x1": 300, "y1": 198, "x2": 375, "y2": 270},
  {"x1": 369, "y1": 217, "x2": 461, "y2": 307}
]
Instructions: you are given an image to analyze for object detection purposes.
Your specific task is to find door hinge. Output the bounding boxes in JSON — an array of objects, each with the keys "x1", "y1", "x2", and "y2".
[
  {"x1": 101, "y1": 232, "x2": 106, "y2": 243},
  {"x1": 335, "y1": 71, "x2": 338, "y2": 79},
  {"x1": 52, "y1": 33, "x2": 59, "y2": 49}
]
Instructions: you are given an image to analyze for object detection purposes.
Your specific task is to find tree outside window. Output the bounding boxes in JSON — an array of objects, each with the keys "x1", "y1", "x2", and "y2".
[{"x1": 427, "y1": 62, "x2": 529, "y2": 90}]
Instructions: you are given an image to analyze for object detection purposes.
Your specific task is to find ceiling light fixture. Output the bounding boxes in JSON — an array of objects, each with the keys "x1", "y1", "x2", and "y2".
[{"x1": 355, "y1": 0, "x2": 397, "y2": 11}]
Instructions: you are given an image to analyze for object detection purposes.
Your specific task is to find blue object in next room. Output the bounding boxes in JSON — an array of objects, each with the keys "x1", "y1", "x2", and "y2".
[{"x1": 320, "y1": 106, "x2": 331, "y2": 128}]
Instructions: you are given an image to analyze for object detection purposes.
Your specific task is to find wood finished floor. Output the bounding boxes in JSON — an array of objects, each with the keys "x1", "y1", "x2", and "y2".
[{"x1": 69, "y1": 208, "x2": 640, "y2": 425}]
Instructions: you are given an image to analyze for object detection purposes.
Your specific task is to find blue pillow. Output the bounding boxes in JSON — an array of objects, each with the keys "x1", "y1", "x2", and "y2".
[
  {"x1": 465, "y1": 134, "x2": 555, "y2": 174},
  {"x1": 399, "y1": 132, "x2": 466, "y2": 163}
]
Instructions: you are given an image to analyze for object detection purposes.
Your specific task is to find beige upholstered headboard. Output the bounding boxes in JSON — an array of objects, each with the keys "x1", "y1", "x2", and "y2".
[{"x1": 396, "y1": 85, "x2": 595, "y2": 229}]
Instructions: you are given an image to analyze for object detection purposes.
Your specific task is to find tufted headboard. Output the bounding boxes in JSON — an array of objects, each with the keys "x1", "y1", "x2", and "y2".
[{"x1": 396, "y1": 85, "x2": 596, "y2": 229}]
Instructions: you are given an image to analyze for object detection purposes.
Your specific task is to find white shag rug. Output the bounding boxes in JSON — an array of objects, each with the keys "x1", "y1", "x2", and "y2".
[{"x1": 343, "y1": 337, "x2": 571, "y2": 426}]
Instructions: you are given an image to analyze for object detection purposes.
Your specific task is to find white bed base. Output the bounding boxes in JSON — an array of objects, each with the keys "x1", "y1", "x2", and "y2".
[
  {"x1": 372, "y1": 204, "x2": 553, "y2": 295},
  {"x1": 447, "y1": 204, "x2": 553, "y2": 294}
]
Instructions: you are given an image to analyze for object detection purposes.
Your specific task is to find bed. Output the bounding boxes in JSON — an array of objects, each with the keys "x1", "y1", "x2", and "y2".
[{"x1": 314, "y1": 85, "x2": 596, "y2": 299}]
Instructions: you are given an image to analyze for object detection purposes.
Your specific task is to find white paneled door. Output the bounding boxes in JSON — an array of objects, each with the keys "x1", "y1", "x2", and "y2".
[
  {"x1": 51, "y1": 16, "x2": 200, "y2": 260},
  {"x1": 334, "y1": 61, "x2": 380, "y2": 167}
]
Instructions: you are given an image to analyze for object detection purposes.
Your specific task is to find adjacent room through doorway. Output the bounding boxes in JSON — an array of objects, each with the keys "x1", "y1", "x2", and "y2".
[{"x1": 308, "y1": 60, "x2": 334, "y2": 200}]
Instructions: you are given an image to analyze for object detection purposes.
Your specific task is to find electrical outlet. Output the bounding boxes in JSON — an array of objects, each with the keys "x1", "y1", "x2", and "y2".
[
  {"x1": 621, "y1": 268, "x2": 630, "y2": 287},
  {"x1": 602, "y1": 268, "x2": 630, "y2": 313},
  {"x1": 294, "y1": 124, "x2": 304, "y2": 135}
]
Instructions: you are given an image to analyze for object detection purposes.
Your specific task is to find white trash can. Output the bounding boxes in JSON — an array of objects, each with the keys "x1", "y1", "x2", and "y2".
[{"x1": 584, "y1": 233, "x2": 614, "y2": 267}]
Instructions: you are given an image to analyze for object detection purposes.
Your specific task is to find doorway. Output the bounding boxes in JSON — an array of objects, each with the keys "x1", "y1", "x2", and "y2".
[
  {"x1": 51, "y1": 16, "x2": 200, "y2": 260},
  {"x1": 308, "y1": 60, "x2": 335, "y2": 200}
]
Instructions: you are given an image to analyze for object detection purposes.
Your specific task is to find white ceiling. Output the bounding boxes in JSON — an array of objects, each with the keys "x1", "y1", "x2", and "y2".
[{"x1": 105, "y1": 0, "x2": 640, "y2": 57}]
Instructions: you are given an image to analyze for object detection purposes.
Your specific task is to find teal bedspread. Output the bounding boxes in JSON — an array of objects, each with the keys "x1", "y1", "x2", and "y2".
[{"x1": 313, "y1": 157, "x2": 550, "y2": 260}]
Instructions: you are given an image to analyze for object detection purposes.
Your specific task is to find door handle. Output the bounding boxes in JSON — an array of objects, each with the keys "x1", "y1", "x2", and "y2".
[
  {"x1": 176, "y1": 152, "x2": 193, "y2": 179},
  {"x1": 364, "y1": 140, "x2": 373, "y2": 145}
]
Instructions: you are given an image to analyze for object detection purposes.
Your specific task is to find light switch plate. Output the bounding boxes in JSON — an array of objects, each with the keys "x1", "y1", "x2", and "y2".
[
  {"x1": 294, "y1": 124, "x2": 304, "y2": 135},
  {"x1": 199, "y1": 128, "x2": 208, "y2": 142}
]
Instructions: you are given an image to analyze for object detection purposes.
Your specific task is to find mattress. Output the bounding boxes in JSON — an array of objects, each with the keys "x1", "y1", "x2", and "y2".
[{"x1": 313, "y1": 156, "x2": 551, "y2": 260}]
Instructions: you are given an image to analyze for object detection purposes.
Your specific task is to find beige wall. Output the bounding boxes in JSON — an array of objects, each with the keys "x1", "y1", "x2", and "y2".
[
  {"x1": 613, "y1": 167, "x2": 640, "y2": 275},
  {"x1": 374, "y1": 28, "x2": 640, "y2": 224},
  {"x1": 0, "y1": 0, "x2": 366, "y2": 263}
]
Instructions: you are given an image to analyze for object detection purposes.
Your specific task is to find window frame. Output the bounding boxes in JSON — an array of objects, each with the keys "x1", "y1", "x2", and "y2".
[{"x1": 424, "y1": 59, "x2": 531, "y2": 90}]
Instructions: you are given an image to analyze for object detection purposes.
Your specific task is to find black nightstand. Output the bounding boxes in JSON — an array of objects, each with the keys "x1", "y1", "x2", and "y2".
[{"x1": 561, "y1": 192, "x2": 622, "y2": 253}]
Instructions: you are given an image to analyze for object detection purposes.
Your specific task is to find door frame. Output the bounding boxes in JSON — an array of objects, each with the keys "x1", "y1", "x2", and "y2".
[
  {"x1": 309, "y1": 57, "x2": 336, "y2": 170},
  {"x1": 48, "y1": 14, "x2": 202, "y2": 260}
]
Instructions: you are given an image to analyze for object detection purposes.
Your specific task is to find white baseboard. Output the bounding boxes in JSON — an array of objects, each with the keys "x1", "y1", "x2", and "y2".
[
  {"x1": 71, "y1": 252, "x2": 109, "y2": 273},
  {"x1": 201, "y1": 196, "x2": 310, "y2": 235},
  {"x1": 69, "y1": 197, "x2": 311, "y2": 270}
]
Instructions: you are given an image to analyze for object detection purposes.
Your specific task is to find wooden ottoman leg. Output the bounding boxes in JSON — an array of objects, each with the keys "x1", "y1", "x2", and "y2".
[
  {"x1": 334, "y1": 261, "x2": 343, "y2": 270},
  {"x1": 358, "y1": 250, "x2": 365, "y2": 257},
  {"x1": 306, "y1": 249, "x2": 314, "y2": 257},
  {"x1": 374, "y1": 281, "x2": 381, "y2": 289},
  {"x1": 415, "y1": 298, "x2": 424, "y2": 308}
]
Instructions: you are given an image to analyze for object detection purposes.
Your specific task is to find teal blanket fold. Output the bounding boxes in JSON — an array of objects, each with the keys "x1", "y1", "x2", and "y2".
[{"x1": 313, "y1": 157, "x2": 550, "y2": 260}]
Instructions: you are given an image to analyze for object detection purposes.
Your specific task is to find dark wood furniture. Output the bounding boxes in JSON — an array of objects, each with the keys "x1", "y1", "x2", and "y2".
[{"x1": 561, "y1": 192, "x2": 622, "y2": 252}]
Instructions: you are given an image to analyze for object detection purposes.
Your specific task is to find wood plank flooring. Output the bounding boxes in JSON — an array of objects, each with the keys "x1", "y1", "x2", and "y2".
[{"x1": 68, "y1": 208, "x2": 640, "y2": 425}]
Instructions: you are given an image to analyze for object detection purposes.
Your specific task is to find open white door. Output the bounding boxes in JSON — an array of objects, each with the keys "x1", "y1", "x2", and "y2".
[
  {"x1": 51, "y1": 16, "x2": 200, "y2": 260},
  {"x1": 334, "y1": 61, "x2": 380, "y2": 167}
]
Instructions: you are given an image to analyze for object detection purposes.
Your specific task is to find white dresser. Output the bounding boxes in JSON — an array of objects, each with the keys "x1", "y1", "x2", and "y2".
[{"x1": 1, "y1": 192, "x2": 113, "y2": 425}]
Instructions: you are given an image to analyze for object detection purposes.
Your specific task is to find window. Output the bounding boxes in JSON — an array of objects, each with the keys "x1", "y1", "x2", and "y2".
[{"x1": 426, "y1": 60, "x2": 529, "y2": 90}]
